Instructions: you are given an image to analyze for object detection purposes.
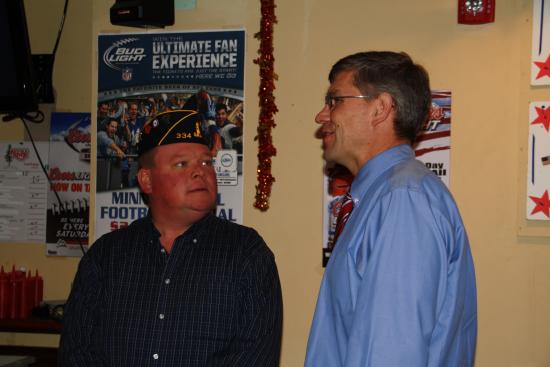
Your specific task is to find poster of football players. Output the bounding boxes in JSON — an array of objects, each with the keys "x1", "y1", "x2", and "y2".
[
  {"x1": 46, "y1": 112, "x2": 91, "y2": 256},
  {"x1": 96, "y1": 30, "x2": 245, "y2": 239}
]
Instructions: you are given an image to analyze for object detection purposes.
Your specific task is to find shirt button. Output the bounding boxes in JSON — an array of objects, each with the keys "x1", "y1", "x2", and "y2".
[
  {"x1": 153, "y1": 354, "x2": 159, "y2": 360},
  {"x1": 192, "y1": 238, "x2": 197, "y2": 244},
  {"x1": 164, "y1": 278, "x2": 170, "y2": 285},
  {"x1": 159, "y1": 313, "x2": 165, "y2": 320},
  {"x1": 160, "y1": 248, "x2": 166, "y2": 254}
]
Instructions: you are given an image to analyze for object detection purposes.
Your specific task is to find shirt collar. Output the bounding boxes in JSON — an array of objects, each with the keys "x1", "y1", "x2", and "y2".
[
  {"x1": 350, "y1": 144, "x2": 414, "y2": 204},
  {"x1": 143, "y1": 212, "x2": 215, "y2": 245}
]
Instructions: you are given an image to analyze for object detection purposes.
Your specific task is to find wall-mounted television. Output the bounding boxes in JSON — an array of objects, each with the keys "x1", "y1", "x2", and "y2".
[{"x1": 0, "y1": 0, "x2": 38, "y2": 115}]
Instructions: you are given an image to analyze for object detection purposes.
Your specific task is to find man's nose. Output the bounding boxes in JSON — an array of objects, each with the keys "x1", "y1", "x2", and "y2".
[
  {"x1": 315, "y1": 104, "x2": 330, "y2": 125},
  {"x1": 191, "y1": 163, "x2": 208, "y2": 178}
]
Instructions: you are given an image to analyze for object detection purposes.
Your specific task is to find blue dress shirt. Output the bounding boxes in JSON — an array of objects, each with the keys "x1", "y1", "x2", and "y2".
[{"x1": 306, "y1": 145, "x2": 477, "y2": 367}]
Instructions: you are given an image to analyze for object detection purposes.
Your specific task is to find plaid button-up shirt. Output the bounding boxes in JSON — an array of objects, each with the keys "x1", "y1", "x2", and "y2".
[{"x1": 59, "y1": 214, "x2": 282, "y2": 366}]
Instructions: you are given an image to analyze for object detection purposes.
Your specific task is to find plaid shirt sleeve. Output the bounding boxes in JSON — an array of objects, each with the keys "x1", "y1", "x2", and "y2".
[
  {"x1": 58, "y1": 241, "x2": 107, "y2": 366},
  {"x1": 207, "y1": 232, "x2": 283, "y2": 366}
]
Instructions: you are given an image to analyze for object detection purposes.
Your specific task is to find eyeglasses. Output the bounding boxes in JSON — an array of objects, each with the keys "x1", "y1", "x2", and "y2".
[{"x1": 324, "y1": 95, "x2": 372, "y2": 109}]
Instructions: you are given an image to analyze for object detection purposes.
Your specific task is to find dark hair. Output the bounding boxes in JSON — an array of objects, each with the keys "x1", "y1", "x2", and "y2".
[
  {"x1": 329, "y1": 51, "x2": 431, "y2": 143},
  {"x1": 138, "y1": 148, "x2": 155, "y2": 169},
  {"x1": 215, "y1": 103, "x2": 228, "y2": 113},
  {"x1": 106, "y1": 119, "x2": 118, "y2": 129},
  {"x1": 137, "y1": 148, "x2": 156, "y2": 206}
]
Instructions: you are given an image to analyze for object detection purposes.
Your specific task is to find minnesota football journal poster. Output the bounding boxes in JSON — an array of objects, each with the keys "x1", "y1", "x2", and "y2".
[{"x1": 95, "y1": 30, "x2": 245, "y2": 238}]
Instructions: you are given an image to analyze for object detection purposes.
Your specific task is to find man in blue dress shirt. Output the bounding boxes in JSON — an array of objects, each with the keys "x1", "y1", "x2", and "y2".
[{"x1": 305, "y1": 51, "x2": 477, "y2": 366}]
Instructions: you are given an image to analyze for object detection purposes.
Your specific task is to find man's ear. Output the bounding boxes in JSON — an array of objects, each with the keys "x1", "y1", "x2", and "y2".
[
  {"x1": 137, "y1": 168, "x2": 153, "y2": 194},
  {"x1": 371, "y1": 93, "x2": 394, "y2": 126}
]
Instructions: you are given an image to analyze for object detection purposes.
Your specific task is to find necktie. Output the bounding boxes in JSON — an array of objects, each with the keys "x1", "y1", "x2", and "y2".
[{"x1": 333, "y1": 192, "x2": 354, "y2": 246}]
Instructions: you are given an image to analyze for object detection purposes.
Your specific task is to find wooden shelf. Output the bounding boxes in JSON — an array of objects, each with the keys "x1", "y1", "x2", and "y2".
[{"x1": 0, "y1": 318, "x2": 62, "y2": 334}]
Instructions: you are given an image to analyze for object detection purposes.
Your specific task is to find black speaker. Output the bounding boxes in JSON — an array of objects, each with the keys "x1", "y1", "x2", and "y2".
[
  {"x1": 32, "y1": 54, "x2": 55, "y2": 104},
  {"x1": 110, "y1": 0, "x2": 174, "y2": 28}
]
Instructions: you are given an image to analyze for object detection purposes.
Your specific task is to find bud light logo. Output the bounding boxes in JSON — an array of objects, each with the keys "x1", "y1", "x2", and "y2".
[
  {"x1": 424, "y1": 102, "x2": 445, "y2": 131},
  {"x1": 102, "y1": 38, "x2": 146, "y2": 81}
]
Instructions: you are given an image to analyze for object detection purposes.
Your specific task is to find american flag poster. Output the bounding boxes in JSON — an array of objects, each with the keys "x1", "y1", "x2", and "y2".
[
  {"x1": 415, "y1": 90, "x2": 452, "y2": 188},
  {"x1": 531, "y1": 0, "x2": 550, "y2": 85},
  {"x1": 527, "y1": 102, "x2": 550, "y2": 220}
]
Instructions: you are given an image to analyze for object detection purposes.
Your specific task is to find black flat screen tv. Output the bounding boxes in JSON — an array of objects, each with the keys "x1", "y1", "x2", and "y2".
[{"x1": 0, "y1": 0, "x2": 37, "y2": 114}]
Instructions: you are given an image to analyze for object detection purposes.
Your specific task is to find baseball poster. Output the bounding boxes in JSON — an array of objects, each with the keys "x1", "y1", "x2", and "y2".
[
  {"x1": 95, "y1": 30, "x2": 245, "y2": 239},
  {"x1": 46, "y1": 112, "x2": 91, "y2": 256}
]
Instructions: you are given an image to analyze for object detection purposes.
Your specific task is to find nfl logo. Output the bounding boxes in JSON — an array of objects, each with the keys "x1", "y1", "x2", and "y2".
[{"x1": 122, "y1": 68, "x2": 133, "y2": 82}]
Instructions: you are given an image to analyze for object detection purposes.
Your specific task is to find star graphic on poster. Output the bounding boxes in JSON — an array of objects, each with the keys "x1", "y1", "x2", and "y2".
[
  {"x1": 529, "y1": 190, "x2": 550, "y2": 217},
  {"x1": 535, "y1": 55, "x2": 550, "y2": 79},
  {"x1": 531, "y1": 106, "x2": 550, "y2": 132}
]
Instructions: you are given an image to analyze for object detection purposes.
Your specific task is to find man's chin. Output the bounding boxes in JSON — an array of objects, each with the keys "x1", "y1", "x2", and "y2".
[
  {"x1": 322, "y1": 149, "x2": 336, "y2": 163},
  {"x1": 185, "y1": 206, "x2": 215, "y2": 221},
  {"x1": 322, "y1": 153, "x2": 347, "y2": 169},
  {"x1": 191, "y1": 201, "x2": 217, "y2": 213}
]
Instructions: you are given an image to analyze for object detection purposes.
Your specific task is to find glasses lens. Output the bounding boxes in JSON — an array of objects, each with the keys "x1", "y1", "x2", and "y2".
[{"x1": 325, "y1": 95, "x2": 333, "y2": 108}]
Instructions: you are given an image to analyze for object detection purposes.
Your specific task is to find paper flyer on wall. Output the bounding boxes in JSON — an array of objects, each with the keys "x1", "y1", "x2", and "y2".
[
  {"x1": 415, "y1": 90, "x2": 451, "y2": 187},
  {"x1": 96, "y1": 30, "x2": 245, "y2": 239},
  {"x1": 0, "y1": 141, "x2": 48, "y2": 244},
  {"x1": 526, "y1": 102, "x2": 550, "y2": 220},
  {"x1": 321, "y1": 90, "x2": 452, "y2": 266},
  {"x1": 46, "y1": 112, "x2": 91, "y2": 256},
  {"x1": 531, "y1": 0, "x2": 550, "y2": 85}
]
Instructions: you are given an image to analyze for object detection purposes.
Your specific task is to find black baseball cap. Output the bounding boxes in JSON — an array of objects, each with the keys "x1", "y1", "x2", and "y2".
[{"x1": 138, "y1": 110, "x2": 208, "y2": 156}]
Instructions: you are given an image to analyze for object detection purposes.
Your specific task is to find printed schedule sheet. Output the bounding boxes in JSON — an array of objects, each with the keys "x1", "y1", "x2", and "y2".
[{"x1": 0, "y1": 142, "x2": 48, "y2": 243}]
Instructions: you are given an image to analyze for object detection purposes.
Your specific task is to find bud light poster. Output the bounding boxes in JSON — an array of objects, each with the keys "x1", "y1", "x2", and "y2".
[
  {"x1": 526, "y1": 102, "x2": 550, "y2": 220},
  {"x1": 321, "y1": 90, "x2": 452, "y2": 266},
  {"x1": 96, "y1": 30, "x2": 245, "y2": 239},
  {"x1": 46, "y1": 112, "x2": 91, "y2": 256}
]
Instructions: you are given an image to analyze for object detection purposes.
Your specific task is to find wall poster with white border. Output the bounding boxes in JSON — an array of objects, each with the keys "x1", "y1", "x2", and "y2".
[
  {"x1": 415, "y1": 90, "x2": 451, "y2": 187},
  {"x1": 46, "y1": 112, "x2": 91, "y2": 256},
  {"x1": 321, "y1": 90, "x2": 452, "y2": 266},
  {"x1": 527, "y1": 102, "x2": 550, "y2": 220},
  {"x1": 531, "y1": 0, "x2": 550, "y2": 85},
  {"x1": 96, "y1": 30, "x2": 245, "y2": 240},
  {"x1": 0, "y1": 142, "x2": 48, "y2": 244}
]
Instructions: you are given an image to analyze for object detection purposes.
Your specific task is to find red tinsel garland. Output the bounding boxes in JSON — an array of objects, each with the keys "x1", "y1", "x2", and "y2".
[{"x1": 253, "y1": 0, "x2": 278, "y2": 211}]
